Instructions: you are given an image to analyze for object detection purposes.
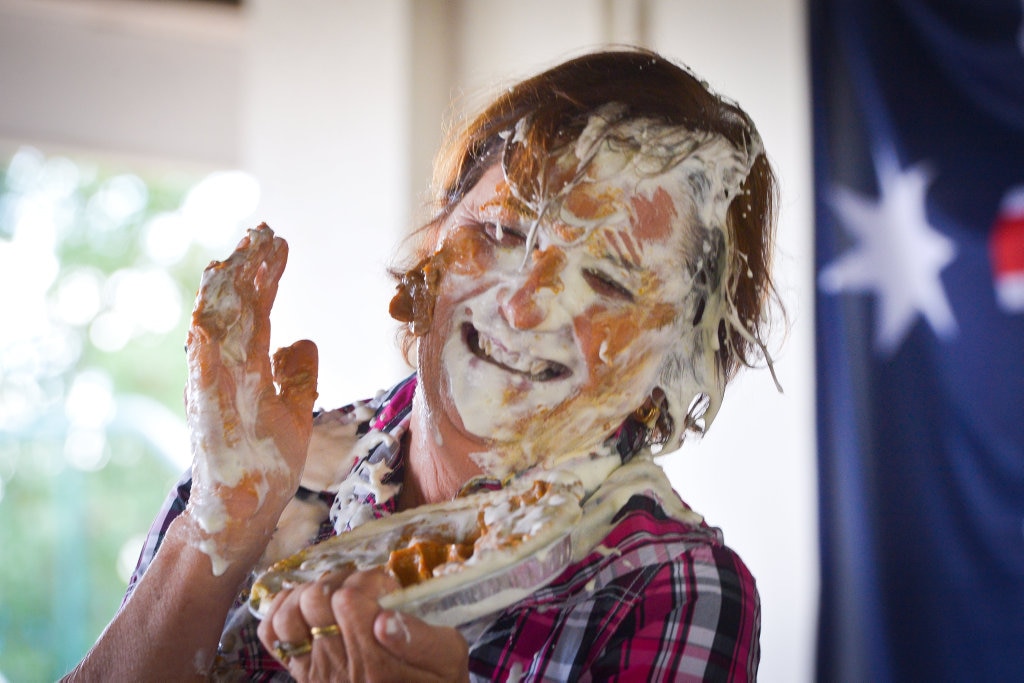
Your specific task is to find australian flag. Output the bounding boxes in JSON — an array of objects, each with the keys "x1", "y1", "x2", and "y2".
[{"x1": 812, "y1": 0, "x2": 1024, "y2": 680}]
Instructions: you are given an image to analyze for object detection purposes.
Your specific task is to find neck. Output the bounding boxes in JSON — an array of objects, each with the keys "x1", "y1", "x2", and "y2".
[{"x1": 400, "y1": 387, "x2": 484, "y2": 509}]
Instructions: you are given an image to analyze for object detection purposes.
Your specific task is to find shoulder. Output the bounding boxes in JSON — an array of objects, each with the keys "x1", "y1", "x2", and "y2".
[
  {"x1": 300, "y1": 373, "x2": 418, "y2": 491},
  {"x1": 587, "y1": 497, "x2": 761, "y2": 681},
  {"x1": 266, "y1": 374, "x2": 420, "y2": 562},
  {"x1": 565, "y1": 459, "x2": 754, "y2": 601},
  {"x1": 573, "y1": 492, "x2": 758, "y2": 614},
  {"x1": 589, "y1": 495, "x2": 761, "y2": 680},
  {"x1": 468, "y1": 490, "x2": 760, "y2": 682}
]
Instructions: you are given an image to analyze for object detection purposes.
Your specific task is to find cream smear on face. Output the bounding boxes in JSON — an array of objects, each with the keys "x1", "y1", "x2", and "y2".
[
  {"x1": 431, "y1": 163, "x2": 686, "y2": 476},
  {"x1": 568, "y1": 105, "x2": 765, "y2": 450},
  {"x1": 185, "y1": 226, "x2": 291, "y2": 575},
  {"x1": 423, "y1": 107, "x2": 761, "y2": 478}
]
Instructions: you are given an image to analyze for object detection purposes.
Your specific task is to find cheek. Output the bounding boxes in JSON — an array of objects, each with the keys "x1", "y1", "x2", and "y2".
[
  {"x1": 393, "y1": 228, "x2": 497, "y2": 334},
  {"x1": 647, "y1": 302, "x2": 679, "y2": 329},
  {"x1": 573, "y1": 303, "x2": 680, "y2": 381},
  {"x1": 574, "y1": 308, "x2": 634, "y2": 375}
]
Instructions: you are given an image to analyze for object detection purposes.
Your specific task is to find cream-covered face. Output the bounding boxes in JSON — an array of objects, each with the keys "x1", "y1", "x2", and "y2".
[{"x1": 416, "y1": 149, "x2": 702, "y2": 476}]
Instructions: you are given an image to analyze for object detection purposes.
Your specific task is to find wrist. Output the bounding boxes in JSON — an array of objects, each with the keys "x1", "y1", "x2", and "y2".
[{"x1": 177, "y1": 504, "x2": 277, "y2": 578}]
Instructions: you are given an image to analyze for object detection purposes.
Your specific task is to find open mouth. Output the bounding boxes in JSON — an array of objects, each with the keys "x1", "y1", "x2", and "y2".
[{"x1": 463, "y1": 323, "x2": 571, "y2": 381}]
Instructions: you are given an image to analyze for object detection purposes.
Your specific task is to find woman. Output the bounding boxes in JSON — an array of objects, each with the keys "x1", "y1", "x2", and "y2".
[{"x1": 66, "y1": 47, "x2": 778, "y2": 681}]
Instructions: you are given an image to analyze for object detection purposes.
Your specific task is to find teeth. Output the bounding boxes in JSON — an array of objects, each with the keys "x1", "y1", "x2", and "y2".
[
  {"x1": 468, "y1": 324, "x2": 567, "y2": 380},
  {"x1": 479, "y1": 335, "x2": 520, "y2": 369},
  {"x1": 530, "y1": 360, "x2": 550, "y2": 375}
]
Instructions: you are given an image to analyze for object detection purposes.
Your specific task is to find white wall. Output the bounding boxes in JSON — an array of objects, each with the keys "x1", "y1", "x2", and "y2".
[
  {"x1": 0, "y1": 1, "x2": 817, "y2": 680},
  {"x1": 244, "y1": 0, "x2": 416, "y2": 403},
  {"x1": 0, "y1": 0, "x2": 244, "y2": 168},
  {"x1": 648, "y1": 3, "x2": 819, "y2": 680}
]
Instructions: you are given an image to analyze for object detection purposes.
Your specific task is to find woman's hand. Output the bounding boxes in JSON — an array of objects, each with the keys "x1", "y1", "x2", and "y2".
[
  {"x1": 258, "y1": 569, "x2": 470, "y2": 682},
  {"x1": 184, "y1": 224, "x2": 319, "y2": 573}
]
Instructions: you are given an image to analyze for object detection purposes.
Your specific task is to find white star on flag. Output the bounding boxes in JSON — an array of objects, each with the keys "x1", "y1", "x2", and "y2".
[{"x1": 819, "y1": 149, "x2": 958, "y2": 354}]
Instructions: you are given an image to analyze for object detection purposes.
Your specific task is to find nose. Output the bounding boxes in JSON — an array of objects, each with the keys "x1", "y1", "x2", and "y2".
[{"x1": 499, "y1": 246, "x2": 566, "y2": 329}]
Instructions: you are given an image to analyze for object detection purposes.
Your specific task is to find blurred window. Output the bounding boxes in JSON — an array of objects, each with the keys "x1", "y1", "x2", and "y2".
[{"x1": 0, "y1": 146, "x2": 258, "y2": 681}]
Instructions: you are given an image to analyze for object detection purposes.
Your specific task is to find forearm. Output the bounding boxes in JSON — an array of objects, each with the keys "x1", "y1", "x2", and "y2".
[
  {"x1": 66, "y1": 226, "x2": 316, "y2": 681},
  {"x1": 63, "y1": 511, "x2": 265, "y2": 682}
]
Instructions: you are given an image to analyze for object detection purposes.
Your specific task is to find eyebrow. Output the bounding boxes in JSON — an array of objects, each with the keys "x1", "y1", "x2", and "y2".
[{"x1": 479, "y1": 182, "x2": 537, "y2": 223}]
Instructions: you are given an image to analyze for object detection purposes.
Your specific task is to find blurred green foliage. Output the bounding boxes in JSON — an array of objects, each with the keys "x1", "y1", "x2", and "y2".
[{"x1": 0, "y1": 148, "x2": 243, "y2": 681}]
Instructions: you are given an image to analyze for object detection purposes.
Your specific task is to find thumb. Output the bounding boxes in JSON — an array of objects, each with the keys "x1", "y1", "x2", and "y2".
[
  {"x1": 272, "y1": 339, "x2": 319, "y2": 418},
  {"x1": 374, "y1": 610, "x2": 469, "y2": 676}
]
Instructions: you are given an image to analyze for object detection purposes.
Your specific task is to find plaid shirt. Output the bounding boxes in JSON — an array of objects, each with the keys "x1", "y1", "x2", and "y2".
[{"x1": 124, "y1": 375, "x2": 759, "y2": 681}]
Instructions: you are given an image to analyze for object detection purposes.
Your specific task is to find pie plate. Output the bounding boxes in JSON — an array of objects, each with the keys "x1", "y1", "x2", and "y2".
[{"x1": 249, "y1": 474, "x2": 583, "y2": 627}]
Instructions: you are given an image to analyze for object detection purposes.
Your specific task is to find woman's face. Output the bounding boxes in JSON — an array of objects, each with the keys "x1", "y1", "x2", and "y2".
[{"x1": 417, "y1": 155, "x2": 698, "y2": 475}]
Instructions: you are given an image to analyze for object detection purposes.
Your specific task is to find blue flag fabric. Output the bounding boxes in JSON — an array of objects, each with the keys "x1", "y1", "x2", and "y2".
[{"x1": 811, "y1": 1, "x2": 1024, "y2": 681}]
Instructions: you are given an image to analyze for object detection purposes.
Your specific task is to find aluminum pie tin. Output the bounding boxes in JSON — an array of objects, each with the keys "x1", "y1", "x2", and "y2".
[
  {"x1": 378, "y1": 530, "x2": 573, "y2": 627},
  {"x1": 249, "y1": 476, "x2": 583, "y2": 626}
]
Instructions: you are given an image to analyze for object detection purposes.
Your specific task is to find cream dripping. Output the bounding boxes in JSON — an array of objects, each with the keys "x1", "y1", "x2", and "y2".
[
  {"x1": 431, "y1": 105, "x2": 763, "y2": 479},
  {"x1": 185, "y1": 226, "x2": 291, "y2": 575}
]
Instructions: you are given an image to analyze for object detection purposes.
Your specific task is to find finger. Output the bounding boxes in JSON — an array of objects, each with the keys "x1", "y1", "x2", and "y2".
[
  {"x1": 267, "y1": 586, "x2": 312, "y2": 646},
  {"x1": 241, "y1": 233, "x2": 284, "y2": 378},
  {"x1": 207, "y1": 226, "x2": 273, "y2": 310},
  {"x1": 183, "y1": 335, "x2": 241, "y2": 452},
  {"x1": 248, "y1": 236, "x2": 288, "y2": 373},
  {"x1": 330, "y1": 585, "x2": 392, "y2": 680},
  {"x1": 258, "y1": 588, "x2": 320, "y2": 675},
  {"x1": 190, "y1": 230, "x2": 270, "y2": 347},
  {"x1": 256, "y1": 587, "x2": 293, "y2": 647},
  {"x1": 285, "y1": 569, "x2": 358, "y2": 680},
  {"x1": 337, "y1": 569, "x2": 400, "y2": 647},
  {"x1": 190, "y1": 264, "x2": 241, "y2": 344},
  {"x1": 340, "y1": 567, "x2": 401, "y2": 596},
  {"x1": 319, "y1": 570, "x2": 397, "y2": 667},
  {"x1": 273, "y1": 340, "x2": 319, "y2": 421},
  {"x1": 327, "y1": 570, "x2": 462, "y2": 682},
  {"x1": 299, "y1": 569, "x2": 353, "y2": 631},
  {"x1": 373, "y1": 610, "x2": 469, "y2": 676},
  {"x1": 253, "y1": 231, "x2": 288, "y2": 319},
  {"x1": 228, "y1": 224, "x2": 276, "y2": 286}
]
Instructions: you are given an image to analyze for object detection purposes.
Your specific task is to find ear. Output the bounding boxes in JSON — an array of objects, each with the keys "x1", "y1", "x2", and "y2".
[{"x1": 388, "y1": 255, "x2": 440, "y2": 336}]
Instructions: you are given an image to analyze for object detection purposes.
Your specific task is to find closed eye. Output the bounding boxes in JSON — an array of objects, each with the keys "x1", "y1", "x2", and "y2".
[
  {"x1": 482, "y1": 222, "x2": 527, "y2": 248},
  {"x1": 583, "y1": 268, "x2": 634, "y2": 301}
]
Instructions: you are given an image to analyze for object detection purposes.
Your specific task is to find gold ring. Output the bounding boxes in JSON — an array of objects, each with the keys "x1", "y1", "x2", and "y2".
[
  {"x1": 272, "y1": 638, "x2": 313, "y2": 662},
  {"x1": 310, "y1": 623, "x2": 342, "y2": 639}
]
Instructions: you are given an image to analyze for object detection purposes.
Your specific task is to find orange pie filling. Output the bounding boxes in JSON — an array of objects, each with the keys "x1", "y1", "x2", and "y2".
[{"x1": 385, "y1": 480, "x2": 551, "y2": 587}]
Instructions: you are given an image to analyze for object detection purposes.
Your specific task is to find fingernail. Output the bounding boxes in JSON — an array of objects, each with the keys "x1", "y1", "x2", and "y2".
[{"x1": 381, "y1": 611, "x2": 412, "y2": 644}]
